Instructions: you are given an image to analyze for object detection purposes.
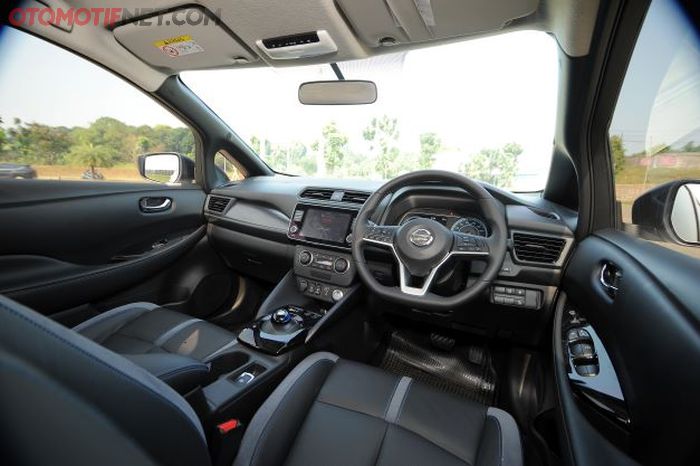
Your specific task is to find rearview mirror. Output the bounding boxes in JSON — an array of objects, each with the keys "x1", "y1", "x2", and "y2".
[
  {"x1": 137, "y1": 153, "x2": 194, "y2": 183},
  {"x1": 298, "y1": 80, "x2": 377, "y2": 105},
  {"x1": 631, "y1": 180, "x2": 700, "y2": 245}
]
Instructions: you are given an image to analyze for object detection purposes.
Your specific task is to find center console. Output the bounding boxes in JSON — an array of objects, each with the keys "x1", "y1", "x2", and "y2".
[{"x1": 236, "y1": 198, "x2": 363, "y2": 355}]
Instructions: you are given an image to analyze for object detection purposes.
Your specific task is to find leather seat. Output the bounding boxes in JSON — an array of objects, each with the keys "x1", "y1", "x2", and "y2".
[
  {"x1": 234, "y1": 353, "x2": 522, "y2": 466},
  {"x1": 0, "y1": 295, "x2": 522, "y2": 466},
  {"x1": 73, "y1": 302, "x2": 237, "y2": 393}
]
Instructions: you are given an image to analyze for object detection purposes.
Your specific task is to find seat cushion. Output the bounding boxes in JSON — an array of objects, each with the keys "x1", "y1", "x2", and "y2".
[
  {"x1": 74, "y1": 302, "x2": 237, "y2": 392},
  {"x1": 0, "y1": 294, "x2": 210, "y2": 466},
  {"x1": 235, "y1": 352, "x2": 522, "y2": 466}
]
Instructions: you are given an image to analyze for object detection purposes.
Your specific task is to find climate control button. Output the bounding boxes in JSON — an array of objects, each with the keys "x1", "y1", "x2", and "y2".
[
  {"x1": 334, "y1": 258, "x2": 349, "y2": 273},
  {"x1": 299, "y1": 250, "x2": 312, "y2": 266}
]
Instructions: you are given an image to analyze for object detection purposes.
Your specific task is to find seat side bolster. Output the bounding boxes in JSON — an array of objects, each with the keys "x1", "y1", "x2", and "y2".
[
  {"x1": 73, "y1": 302, "x2": 159, "y2": 343},
  {"x1": 477, "y1": 407, "x2": 523, "y2": 466},
  {"x1": 234, "y1": 352, "x2": 340, "y2": 466}
]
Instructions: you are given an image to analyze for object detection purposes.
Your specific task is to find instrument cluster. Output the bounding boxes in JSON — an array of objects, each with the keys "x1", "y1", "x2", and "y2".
[{"x1": 399, "y1": 210, "x2": 489, "y2": 237}]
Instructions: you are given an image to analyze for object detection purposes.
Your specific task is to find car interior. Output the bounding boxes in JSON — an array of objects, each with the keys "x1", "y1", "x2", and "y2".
[{"x1": 1, "y1": 0, "x2": 700, "y2": 465}]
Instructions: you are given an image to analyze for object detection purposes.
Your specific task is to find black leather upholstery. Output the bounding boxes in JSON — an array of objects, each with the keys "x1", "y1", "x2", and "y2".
[
  {"x1": 235, "y1": 352, "x2": 522, "y2": 466},
  {"x1": 0, "y1": 294, "x2": 210, "y2": 466},
  {"x1": 74, "y1": 302, "x2": 237, "y2": 392}
]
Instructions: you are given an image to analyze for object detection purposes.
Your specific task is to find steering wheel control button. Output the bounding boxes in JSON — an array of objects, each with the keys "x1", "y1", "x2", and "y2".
[
  {"x1": 364, "y1": 226, "x2": 394, "y2": 244},
  {"x1": 454, "y1": 233, "x2": 488, "y2": 253}
]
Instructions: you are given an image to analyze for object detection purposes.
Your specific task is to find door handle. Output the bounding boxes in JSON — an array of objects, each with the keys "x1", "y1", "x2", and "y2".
[
  {"x1": 600, "y1": 262, "x2": 621, "y2": 298},
  {"x1": 139, "y1": 197, "x2": 172, "y2": 213}
]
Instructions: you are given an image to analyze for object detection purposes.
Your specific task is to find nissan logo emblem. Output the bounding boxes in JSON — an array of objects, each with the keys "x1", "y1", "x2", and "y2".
[{"x1": 409, "y1": 228, "x2": 434, "y2": 247}]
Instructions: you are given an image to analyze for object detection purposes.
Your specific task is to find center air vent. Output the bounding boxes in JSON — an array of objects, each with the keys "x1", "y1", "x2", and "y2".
[
  {"x1": 207, "y1": 196, "x2": 231, "y2": 214},
  {"x1": 341, "y1": 191, "x2": 370, "y2": 205},
  {"x1": 513, "y1": 232, "x2": 567, "y2": 265},
  {"x1": 300, "y1": 188, "x2": 335, "y2": 201},
  {"x1": 300, "y1": 188, "x2": 370, "y2": 205}
]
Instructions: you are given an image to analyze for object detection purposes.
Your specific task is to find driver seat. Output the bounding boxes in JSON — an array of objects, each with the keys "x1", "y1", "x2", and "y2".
[
  {"x1": 234, "y1": 353, "x2": 522, "y2": 466},
  {"x1": 0, "y1": 294, "x2": 522, "y2": 466}
]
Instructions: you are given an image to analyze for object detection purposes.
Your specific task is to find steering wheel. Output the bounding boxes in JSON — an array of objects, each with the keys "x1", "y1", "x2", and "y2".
[{"x1": 352, "y1": 170, "x2": 507, "y2": 311}]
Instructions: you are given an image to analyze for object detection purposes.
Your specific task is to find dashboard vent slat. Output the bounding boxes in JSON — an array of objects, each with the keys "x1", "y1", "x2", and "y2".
[
  {"x1": 300, "y1": 188, "x2": 335, "y2": 201},
  {"x1": 341, "y1": 190, "x2": 370, "y2": 205},
  {"x1": 513, "y1": 232, "x2": 566, "y2": 264},
  {"x1": 207, "y1": 196, "x2": 231, "y2": 214}
]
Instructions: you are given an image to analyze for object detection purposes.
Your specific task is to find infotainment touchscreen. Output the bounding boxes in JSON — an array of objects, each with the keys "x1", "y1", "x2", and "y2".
[{"x1": 299, "y1": 208, "x2": 353, "y2": 245}]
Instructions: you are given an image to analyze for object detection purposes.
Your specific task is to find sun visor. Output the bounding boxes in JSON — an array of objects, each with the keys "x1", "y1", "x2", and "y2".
[
  {"x1": 113, "y1": 7, "x2": 258, "y2": 71},
  {"x1": 336, "y1": 0, "x2": 538, "y2": 47}
]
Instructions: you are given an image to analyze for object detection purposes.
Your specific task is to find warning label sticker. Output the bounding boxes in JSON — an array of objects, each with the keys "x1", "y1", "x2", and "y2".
[{"x1": 154, "y1": 35, "x2": 203, "y2": 58}]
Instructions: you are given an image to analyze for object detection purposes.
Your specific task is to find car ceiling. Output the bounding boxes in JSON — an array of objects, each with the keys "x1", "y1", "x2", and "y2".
[{"x1": 18, "y1": 0, "x2": 600, "y2": 92}]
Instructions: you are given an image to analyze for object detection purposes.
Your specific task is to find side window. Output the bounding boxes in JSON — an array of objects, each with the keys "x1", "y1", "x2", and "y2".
[
  {"x1": 0, "y1": 29, "x2": 195, "y2": 183},
  {"x1": 214, "y1": 151, "x2": 245, "y2": 182},
  {"x1": 610, "y1": 0, "x2": 700, "y2": 257}
]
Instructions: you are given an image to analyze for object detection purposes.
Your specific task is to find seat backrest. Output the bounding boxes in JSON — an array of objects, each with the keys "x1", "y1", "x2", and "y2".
[{"x1": 0, "y1": 295, "x2": 211, "y2": 466}]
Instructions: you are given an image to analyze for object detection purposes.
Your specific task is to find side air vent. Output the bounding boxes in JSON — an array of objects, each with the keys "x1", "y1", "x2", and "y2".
[
  {"x1": 513, "y1": 232, "x2": 567, "y2": 265},
  {"x1": 342, "y1": 190, "x2": 370, "y2": 205},
  {"x1": 207, "y1": 196, "x2": 231, "y2": 214},
  {"x1": 300, "y1": 188, "x2": 335, "y2": 201}
]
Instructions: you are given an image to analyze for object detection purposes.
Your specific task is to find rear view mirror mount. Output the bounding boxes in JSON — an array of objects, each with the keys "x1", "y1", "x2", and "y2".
[{"x1": 298, "y1": 80, "x2": 377, "y2": 105}]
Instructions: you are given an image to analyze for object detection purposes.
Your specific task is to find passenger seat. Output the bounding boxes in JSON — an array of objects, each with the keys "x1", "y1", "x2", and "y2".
[{"x1": 74, "y1": 302, "x2": 238, "y2": 393}]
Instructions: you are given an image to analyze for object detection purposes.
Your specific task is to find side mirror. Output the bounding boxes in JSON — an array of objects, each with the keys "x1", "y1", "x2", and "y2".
[
  {"x1": 137, "y1": 153, "x2": 194, "y2": 183},
  {"x1": 631, "y1": 180, "x2": 700, "y2": 245}
]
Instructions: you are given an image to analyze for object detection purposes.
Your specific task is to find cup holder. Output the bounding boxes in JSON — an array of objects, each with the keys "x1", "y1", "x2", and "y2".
[{"x1": 208, "y1": 351, "x2": 250, "y2": 380}]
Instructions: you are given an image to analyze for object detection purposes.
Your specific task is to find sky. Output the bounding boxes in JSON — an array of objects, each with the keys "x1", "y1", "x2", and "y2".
[
  {"x1": 610, "y1": 0, "x2": 700, "y2": 155},
  {"x1": 0, "y1": 27, "x2": 559, "y2": 189}
]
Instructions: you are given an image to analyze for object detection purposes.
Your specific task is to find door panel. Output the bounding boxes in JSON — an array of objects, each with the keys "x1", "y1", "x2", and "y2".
[
  {"x1": 0, "y1": 180, "x2": 207, "y2": 314},
  {"x1": 558, "y1": 229, "x2": 700, "y2": 465}
]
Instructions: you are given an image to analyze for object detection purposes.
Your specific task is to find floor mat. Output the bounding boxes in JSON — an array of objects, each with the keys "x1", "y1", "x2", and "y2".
[{"x1": 379, "y1": 330, "x2": 497, "y2": 405}]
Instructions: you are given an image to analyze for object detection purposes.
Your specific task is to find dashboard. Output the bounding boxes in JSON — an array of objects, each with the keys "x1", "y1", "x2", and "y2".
[{"x1": 203, "y1": 175, "x2": 577, "y2": 345}]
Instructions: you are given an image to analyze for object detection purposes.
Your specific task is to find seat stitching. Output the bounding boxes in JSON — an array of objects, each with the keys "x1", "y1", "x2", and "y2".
[
  {"x1": 313, "y1": 403, "x2": 472, "y2": 466},
  {"x1": 0, "y1": 302, "x2": 205, "y2": 440},
  {"x1": 248, "y1": 358, "x2": 335, "y2": 465}
]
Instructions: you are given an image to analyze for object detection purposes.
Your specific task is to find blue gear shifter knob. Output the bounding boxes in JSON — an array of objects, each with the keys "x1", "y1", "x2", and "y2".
[{"x1": 271, "y1": 308, "x2": 292, "y2": 325}]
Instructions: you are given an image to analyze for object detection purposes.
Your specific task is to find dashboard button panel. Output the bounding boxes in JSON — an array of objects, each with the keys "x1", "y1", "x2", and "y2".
[{"x1": 490, "y1": 285, "x2": 541, "y2": 309}]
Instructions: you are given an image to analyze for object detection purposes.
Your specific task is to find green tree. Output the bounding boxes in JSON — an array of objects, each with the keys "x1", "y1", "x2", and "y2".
[
  {"x1": 418, "y1": 132, "x2": 441, "y2": 169},
  {"x1": 69, "y1": 141, "x2": 117, "y2": 177},
  {"x1": 5, "y1": 120, "x2": 71, "y2": 164},
  {"x1": 363, "y1": 116, "x2": 401, "y2": 179},
  {"x1": 610, "y1": 134, "x2": 626, "y2": 175},
  {"x1": 318, "y1": 121, "x2": 348, "y2": 174},
  {"x1": 462, "y1": 142, "x2": 522, "y2": 187},
  {"x1": 68, "y1": 120, "x2": 125, "y2": 176}
]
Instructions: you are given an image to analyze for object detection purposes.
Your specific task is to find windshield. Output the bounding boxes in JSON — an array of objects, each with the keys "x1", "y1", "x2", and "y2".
[{"x1": 182, "y1": 31, "x2": 558, "y2": 191}]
